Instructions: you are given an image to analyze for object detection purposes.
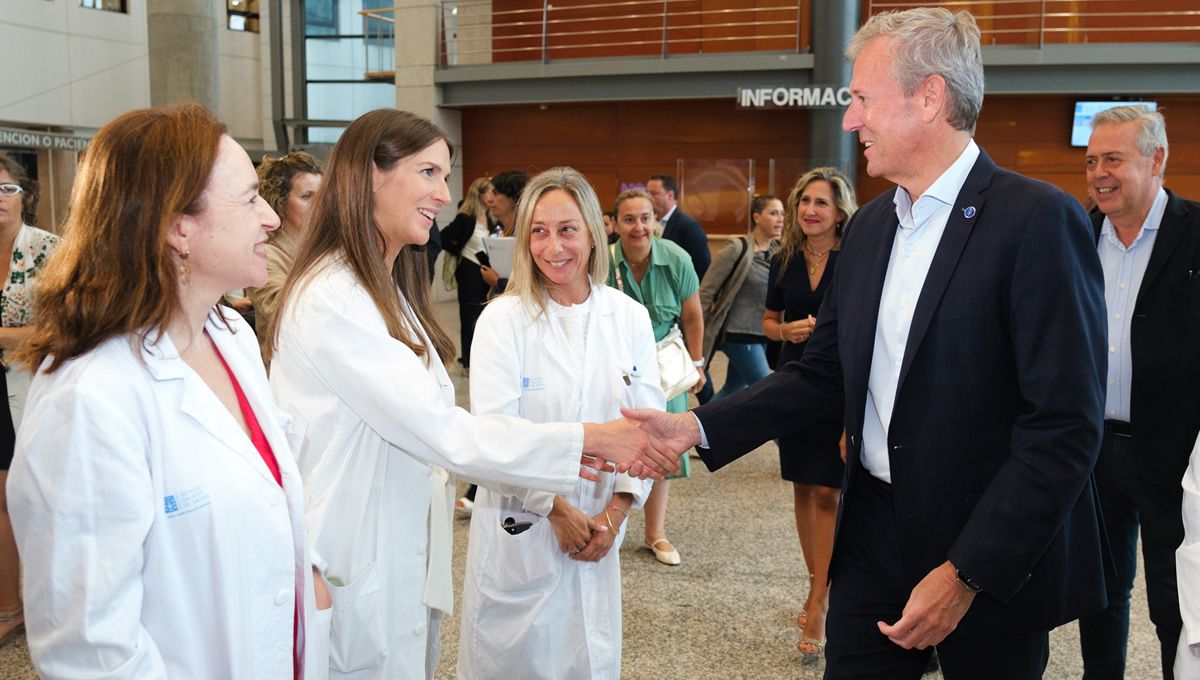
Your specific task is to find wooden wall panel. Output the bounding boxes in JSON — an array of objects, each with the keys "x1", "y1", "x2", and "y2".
[
  {"x1": 461, "y1": 100, "x2": 811, "y2": 234},
  {"x1": 490, "y1": 0, "x2": 806, "y2": 63},
  {"x1": 856, "y1": 94, "x2": 1200, "y2": 208},
  {"x1": 462, "y1": 94, "x2": 1200, "y2": 235},
  {"x1": 868, "y1": 1, "x2": 1200, "y2": 46}
]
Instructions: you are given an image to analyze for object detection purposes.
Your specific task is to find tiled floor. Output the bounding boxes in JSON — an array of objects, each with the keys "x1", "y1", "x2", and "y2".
[{"x1": 0, "y1": 300, "x2": 1162, "y2": 679}]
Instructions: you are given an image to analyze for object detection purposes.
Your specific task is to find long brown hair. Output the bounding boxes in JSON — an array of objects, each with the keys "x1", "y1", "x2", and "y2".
[
  {"x1": 269, "y1": 109, "x2": 456, "y2": 366},
  {"x1": 15, "y1": 102, "x2": 226, "y2": 373},
  {"x1": 777, "y1": 167, "x2": 857, "y2": 279}
]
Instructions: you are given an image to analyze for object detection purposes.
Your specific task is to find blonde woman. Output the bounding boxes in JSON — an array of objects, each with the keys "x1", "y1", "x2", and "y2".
[
  {"x1": 458, "y1": 168, "x2": 662, "y2": 679},
  {"x1": 762, "y1": 167, "x2": 856, "y2": 659}
]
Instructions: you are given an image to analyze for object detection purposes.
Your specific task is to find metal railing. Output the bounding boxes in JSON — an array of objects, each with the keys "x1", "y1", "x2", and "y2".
[
  {"x1": 439, "y1": 0, "x2": 807, "y2": 67},
  {"x1": 866, "y1": 1, "x2": 1200, "y2": 46},
  {"x1": 361, "y1": 7, "x2": 396, "y2": 79}
]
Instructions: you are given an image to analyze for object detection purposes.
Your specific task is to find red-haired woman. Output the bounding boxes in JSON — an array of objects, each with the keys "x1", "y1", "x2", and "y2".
[{"x1": 8, "y1": 103, "x2": 330, "y2": 678}]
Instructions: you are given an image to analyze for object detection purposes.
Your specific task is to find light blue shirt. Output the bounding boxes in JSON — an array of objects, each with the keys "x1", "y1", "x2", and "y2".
[
  {"x1": 861, "y1": 140, "x2": 981, "y2": 483},
  {"x1": 1098, "y1": 187, "x2": 1167, "y2": 422},
  {"x1": 694, "y1": 141, "x2": 981, "y2": 471}
]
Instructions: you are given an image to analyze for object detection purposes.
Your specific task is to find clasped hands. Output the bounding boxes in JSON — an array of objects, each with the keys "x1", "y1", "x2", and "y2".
[
  {"x1": 577, "y1": 408, "x2": 703, "y2": 482},
  {"x1": 548, "y1": 496, "x2": 619, "y2": 562}
]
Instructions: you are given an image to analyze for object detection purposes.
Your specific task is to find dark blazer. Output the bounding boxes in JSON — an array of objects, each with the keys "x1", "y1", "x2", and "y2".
[
  {"x1": 1092, "y1": 188, "x2": 1200, "y2": 497},
  {"x1": 662, "y1": 207, "x2": 711, "y2": 280},
  {"x1": 440, "y1": 212, "x2": 477, "y2": 257},
  {"x1": 696, "y1": 150, "x2": 1110, "y2": 636}
]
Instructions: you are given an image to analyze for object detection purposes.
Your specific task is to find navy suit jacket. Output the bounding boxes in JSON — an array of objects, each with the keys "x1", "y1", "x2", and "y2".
[
  {"x1": 696, "y1": 150, "x2": 1110, "y2": 635},
  {"x1": 662, "y1": 208, "x2": 711, "y2": 280},
  {"x1": 1092, "y1": 188, "x2": 1200, "y2": 497}
]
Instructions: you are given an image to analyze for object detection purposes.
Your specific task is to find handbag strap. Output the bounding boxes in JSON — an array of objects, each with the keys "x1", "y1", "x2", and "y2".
[
  {"x1": 711, "y1": 236, "x2": 751, "y2": 307},
  {"x1": 609, "y1": 243, "x2": 624, "y2": 292}
]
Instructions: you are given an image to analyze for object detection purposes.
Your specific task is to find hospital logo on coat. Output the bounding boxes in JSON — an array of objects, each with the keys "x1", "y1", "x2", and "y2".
[
  {"x1": 521, "y1": 377, "x2": 545, "y2": 391},
  {"x1": 163, "y1": 485, "x2": 213, "y2": 518}
]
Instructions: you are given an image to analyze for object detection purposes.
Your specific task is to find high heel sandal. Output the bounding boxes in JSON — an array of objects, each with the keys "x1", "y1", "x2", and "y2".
[
  {"x1": 796, "y1": 574, "x2": 815, "y2": 627},
  {"x1": 797, "y1": 637, "x2": 824, "y2": 664}
]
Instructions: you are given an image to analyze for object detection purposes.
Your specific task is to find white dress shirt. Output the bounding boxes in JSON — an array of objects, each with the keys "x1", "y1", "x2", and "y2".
[
  {"x1": 861, "y1": 140, "x2": 980, "y2": 482},
  {"x1": 1097, "y1": 187, "x2": 1167, "y2": 422}
]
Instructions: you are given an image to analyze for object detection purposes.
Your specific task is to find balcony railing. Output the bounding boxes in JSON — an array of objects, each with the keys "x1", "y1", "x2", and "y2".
[
  {"x1": 361, "y1": 7, "x2": 396, "y2": 80},
  {"x1": 866, "y1": 1, "x2": 1200, "y2": 46},
  {"x1": 440, "y1": 0, "x2": 809, "y2": 66}
]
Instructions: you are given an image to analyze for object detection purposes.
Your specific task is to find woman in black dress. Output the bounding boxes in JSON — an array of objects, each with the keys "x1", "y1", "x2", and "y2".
[
  {"x1": 440, "y1": 176, "x2": 496, "y2": 369},
  {"x1": 762, "y1": 167, "x2": 857, "y2": 660}
]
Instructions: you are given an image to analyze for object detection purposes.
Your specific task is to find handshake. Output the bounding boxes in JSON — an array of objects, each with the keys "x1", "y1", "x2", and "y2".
[{"x1": 577, "y1": 407, "x2": 704, "y2": 481}]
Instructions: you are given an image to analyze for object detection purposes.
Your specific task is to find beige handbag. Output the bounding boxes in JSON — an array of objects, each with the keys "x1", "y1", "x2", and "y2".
[{"x1": 655, "y1": 325, "x2": 700, "y2": 400}]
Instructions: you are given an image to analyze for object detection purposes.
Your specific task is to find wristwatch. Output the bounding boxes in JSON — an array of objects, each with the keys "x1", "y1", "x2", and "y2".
[
  {"x1": 692, "y1": 358, "x2": 705, "y2": 368},
  {"x1": 955, "y1": 568, "x2": 983, "y2": 593}
]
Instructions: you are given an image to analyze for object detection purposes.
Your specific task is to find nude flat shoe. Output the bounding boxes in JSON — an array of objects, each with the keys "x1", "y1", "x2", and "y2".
[{"x1": 644, "y1": 538, "x2": 681, "y2": 566}]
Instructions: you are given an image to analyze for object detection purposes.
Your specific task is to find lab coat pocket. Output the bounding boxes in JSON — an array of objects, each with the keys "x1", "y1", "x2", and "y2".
[
  {"x1": 485, "y1": 520, "x2": 560, "y2": 593},
  {"x1": 327, "y1": 562, "x2": 387, "y2": 673},
  {"x1": 305, "y1": 605, "x2": 333, "y2": 680}
]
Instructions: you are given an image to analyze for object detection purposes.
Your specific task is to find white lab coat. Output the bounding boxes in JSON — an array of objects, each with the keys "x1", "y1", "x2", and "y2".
[
  {"x1": 457, "y1": 284, "x2": 664, "y2": 680},
  {"x1": 1176, "y1": 433, "x2": 1200, "y2": 676},
  {"x1": 7, "y1": 308, "x2": 329, "y2": 680},
  {"x1": 270, "y1": 256, "x2": 584, "y2": 680}
]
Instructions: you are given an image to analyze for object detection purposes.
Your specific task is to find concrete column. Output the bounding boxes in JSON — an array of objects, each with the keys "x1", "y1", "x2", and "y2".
[
  {"x1": 808, "y1": 1, "x2": 857, "y2": 179},
  {"x1": 147, "y1": 0, "x2": 220, "y2": 110},
  {"x1": 392, "y1": 1, "x2": 463, "y2": 193},
  {"x1": 393, "y1": 0, "x2": 464, "y2": 301}
]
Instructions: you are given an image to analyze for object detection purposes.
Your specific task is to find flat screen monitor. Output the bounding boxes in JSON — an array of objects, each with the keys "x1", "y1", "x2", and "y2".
[{"x1": 1072, "y1": 101, "x2": 1157, "y2": 147}]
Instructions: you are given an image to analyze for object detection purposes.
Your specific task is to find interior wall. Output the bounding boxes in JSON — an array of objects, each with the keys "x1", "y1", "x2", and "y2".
[
  {"x1": 461, "y1": 99, "x2": 811, "y2": 235},
  {"x1": 854, "y1": 94, "x2": 1200, "y2": 208},
  {"x1": 461, "y1": 94, "x2": 1200, "y2": 233}
]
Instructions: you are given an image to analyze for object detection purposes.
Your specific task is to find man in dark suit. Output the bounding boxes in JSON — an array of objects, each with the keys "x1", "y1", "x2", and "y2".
[
  {"x1": 1077, "y1": 105, "x2": 1200, "y2": 680},
  {"x1": 647, "y1": 173, "x2": 711, "y2": 280},
  {"x1": 626, "y1": 8, "x2": 1109, "y2": 679}
]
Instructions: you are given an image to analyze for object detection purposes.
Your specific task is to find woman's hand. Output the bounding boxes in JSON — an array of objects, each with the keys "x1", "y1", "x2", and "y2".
[
  {"x1": 781, "y1": 315, "x2": 816, "y2": 344},
  {"x1": 548, "y1": 496, "x2": 606, "y2": 555},
  {"x1": 689, "y1": 366, "x2": 707, "y2": 394},
  {"x1": 572, "y1": 509, "x2": 617, "y2": 562},
  {"x1": 313, "y1": 566, "x2": 332, "y2": 610},
  {"x1": 574, "y1": 492, "x2": 632, "y2": 562},
  {"x1": 480, "y1": 265, "x2": 500, "y2": 287}
]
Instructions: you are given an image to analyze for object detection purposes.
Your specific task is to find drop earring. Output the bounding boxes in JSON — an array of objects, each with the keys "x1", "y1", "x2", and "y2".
[{"x1": 177, "y1": 248, "x2": 190, "y2": 286}]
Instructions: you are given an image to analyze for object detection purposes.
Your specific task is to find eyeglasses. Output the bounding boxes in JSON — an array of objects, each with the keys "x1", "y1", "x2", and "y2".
[{"x1": 0, "y1": 184, "x2": 23, "y2": 197}]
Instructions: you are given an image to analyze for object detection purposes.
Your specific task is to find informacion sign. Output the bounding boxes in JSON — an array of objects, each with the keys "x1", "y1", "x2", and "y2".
[
  {"x1": 0, "y1": 127, "x2": 91, "y2": 151},
  {"x1": 737, "y1": 86, "x2": 851, "y2": 110}
]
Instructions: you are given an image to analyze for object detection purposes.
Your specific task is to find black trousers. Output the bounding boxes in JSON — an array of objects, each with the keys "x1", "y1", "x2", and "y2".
[
  {"x1": 1078, "y1": 427, "x2": 1184, "y2": 680},
  {"x1": 454, "y1": 259, "x2": 490, "y2": 367},
  {"x1": 824, "y1": 469, "x2": 1050, "y2": 680}
]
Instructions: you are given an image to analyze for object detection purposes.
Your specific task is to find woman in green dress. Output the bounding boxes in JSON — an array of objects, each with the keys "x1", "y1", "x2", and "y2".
[{"x1": 608, "y1": 189, "x2": 705, "y2": 566}]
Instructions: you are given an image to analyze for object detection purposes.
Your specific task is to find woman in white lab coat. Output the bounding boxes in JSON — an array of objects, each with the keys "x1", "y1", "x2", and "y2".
[
  {"x1": 6, "y1": 103, "x2": 330, "y2": 678},
  {"x1": 1177, "y1": 433, "x2": 1200, "y2": 676},
  {"x1": 457, "y1": 168, "x2": 664, "y2": 679},
  {"x1": 267, "y1": 109, "x2": 676, "y2": 680}
]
